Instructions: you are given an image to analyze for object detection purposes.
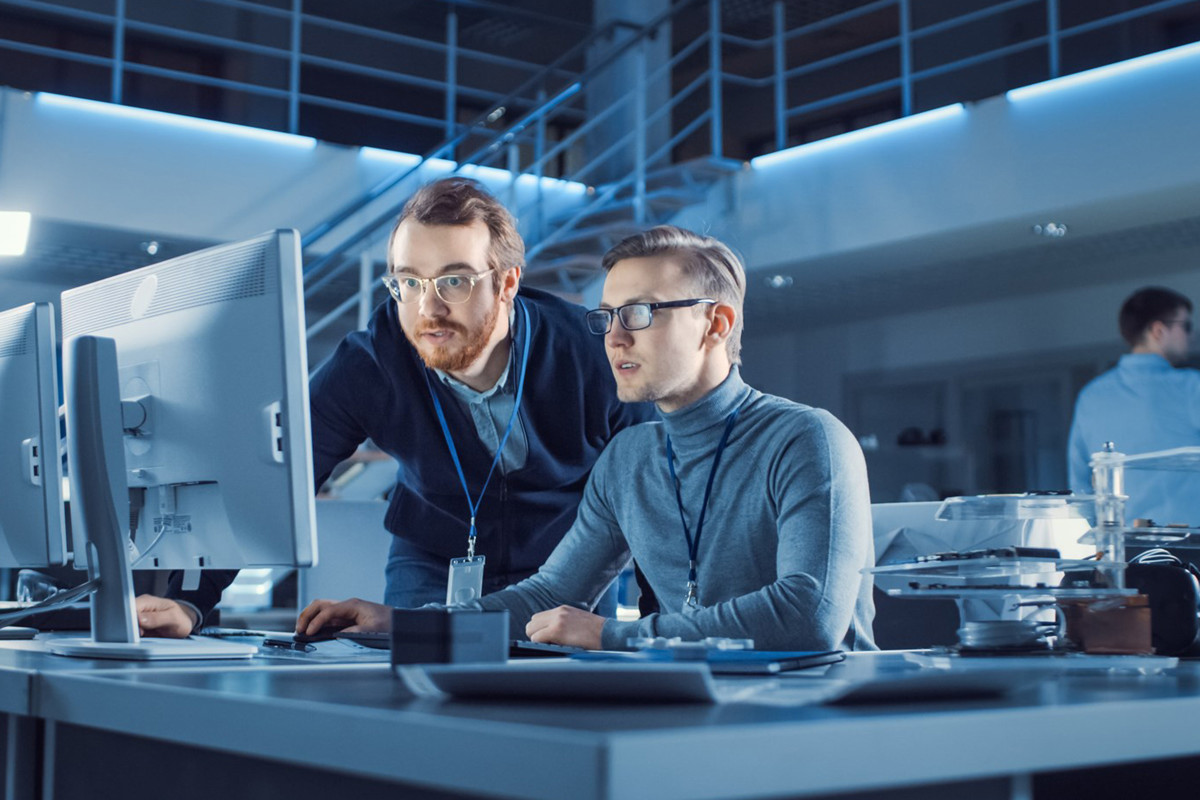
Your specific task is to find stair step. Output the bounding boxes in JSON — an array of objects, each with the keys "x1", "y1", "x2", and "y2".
[
  {"x1": 550, "y1": 186, "x2": 707, "y2": 229},
  {"x1": 533, "y1": 221, "x2": 646, "y2": 259},
  {"x1": 604, "y1": 156, "x2": 743, "y2": 197}
]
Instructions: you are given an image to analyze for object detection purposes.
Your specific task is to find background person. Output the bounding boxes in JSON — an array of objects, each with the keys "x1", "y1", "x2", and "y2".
[{"x1": 1068, "y1": 286, "x2": 1200, "y2": 524}]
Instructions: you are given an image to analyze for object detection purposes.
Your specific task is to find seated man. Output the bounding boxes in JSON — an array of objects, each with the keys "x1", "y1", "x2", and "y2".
[{"x1": 299, "y1": 226, "x2": 876, "y2": 652}]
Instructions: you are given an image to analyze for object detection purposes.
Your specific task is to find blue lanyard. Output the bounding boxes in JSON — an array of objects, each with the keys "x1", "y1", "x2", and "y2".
[
  {"x1": 423, "y1": 298, "x2": 531, "y2": 557},
  {"x1": 665, "y1": 407, "x2": 740, "y2": 608}
]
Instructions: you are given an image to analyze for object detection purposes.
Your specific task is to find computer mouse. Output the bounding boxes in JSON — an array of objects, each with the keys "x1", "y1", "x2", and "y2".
[{"x1": 293, "y1": 625, "x2": 343, "y2": 644}]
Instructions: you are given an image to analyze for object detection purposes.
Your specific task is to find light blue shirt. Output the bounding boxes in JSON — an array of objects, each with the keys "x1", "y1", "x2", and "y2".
[
  {"x1": 433, "y1": 310, "x2": 527, "y2": 473},
  {"x1": 1068, "y1": 353, "x2": 1200, "y2": 524}
]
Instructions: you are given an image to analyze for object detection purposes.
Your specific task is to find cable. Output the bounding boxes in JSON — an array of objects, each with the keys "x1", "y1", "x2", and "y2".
[
  {"x1": 131, "y1": 528, "x2": 167, "y2": 567},
  {"x1": 1131, "y1": 548, "x2": 1182, "y2": 565},
  {"x1": 0, "y1": 578, "x2": 100, "y2": 628}
]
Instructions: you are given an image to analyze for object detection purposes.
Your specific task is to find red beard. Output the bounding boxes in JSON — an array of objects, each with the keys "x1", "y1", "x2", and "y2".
[{"x1": 405, "y1": 298, "x2": 501, "y2": 373}]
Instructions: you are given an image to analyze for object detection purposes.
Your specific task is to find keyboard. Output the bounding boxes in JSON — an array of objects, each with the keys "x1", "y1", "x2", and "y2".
[
  {"x1": 509, "y1": 639, "x2": 584, "y2": 657},
  {"x1": 335, "y1": 630, "x2": 391, "y2": 650}
]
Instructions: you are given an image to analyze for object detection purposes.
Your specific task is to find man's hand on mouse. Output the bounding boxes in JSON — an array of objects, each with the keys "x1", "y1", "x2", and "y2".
[
  {"x1": 135, "y1": 595, "x2": 197, "y2": 639},
  {"x1": 296, "y1": 597, "x2": 392, "y2": 637},
  {"x1": 526, "y1": 605, "x2": 605, "y2": 650}
]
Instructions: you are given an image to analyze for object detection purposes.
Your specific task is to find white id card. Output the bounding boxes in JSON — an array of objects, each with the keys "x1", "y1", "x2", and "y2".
[{"x1": 447, "y1": 555, "x2": 486, "y2": 605}]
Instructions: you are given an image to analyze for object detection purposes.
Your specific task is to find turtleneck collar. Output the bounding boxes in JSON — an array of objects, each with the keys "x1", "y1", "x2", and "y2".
[{"x1": 660, "y1": 366, "x2": 751, "y2": 446}]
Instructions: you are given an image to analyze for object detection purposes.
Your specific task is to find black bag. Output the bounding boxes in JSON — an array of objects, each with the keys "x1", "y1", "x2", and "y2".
[{"x1": 1125, "y1": 561, "x2": 1200, "y2": 656}]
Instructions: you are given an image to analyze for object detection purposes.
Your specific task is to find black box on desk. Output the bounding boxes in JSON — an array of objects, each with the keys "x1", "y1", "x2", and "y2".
[{"x1": 390, "y1": 608, "x2": 508, "y2": 665}]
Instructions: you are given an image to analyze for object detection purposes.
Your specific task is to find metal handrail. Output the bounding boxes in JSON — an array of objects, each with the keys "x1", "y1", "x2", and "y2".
[
  {"x1": 9, "y1": 0, "x2": 1193, "y2": 338},
  {"x1": 524, "y1": 109, "x2": 714, "y2": 264},
  {"x1": 299, "y1": 0, "x2": 704, "y2": 298},
  {"x1": 296, "y1": 7, "x2": 641, "y2": 254},
  {"x1": 0, "y1": 0, "x2": 585, "y2": 138},
  {"x1": 300, "y1": 78, "x2": 582, "y2": 286},
  {"x1": 512, "y1": 31, "x2": 712, "y2": 188}
]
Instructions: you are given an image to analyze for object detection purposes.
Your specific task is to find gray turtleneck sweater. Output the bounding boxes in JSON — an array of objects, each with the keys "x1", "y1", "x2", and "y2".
[{"x1": 476, "y1": 368, "x2": 877, "y2": 651}]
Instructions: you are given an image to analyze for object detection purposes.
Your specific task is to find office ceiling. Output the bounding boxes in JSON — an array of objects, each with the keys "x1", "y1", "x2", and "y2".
[{"x1": 745, "y1": 210, "x2": 1200, "y2": 329}]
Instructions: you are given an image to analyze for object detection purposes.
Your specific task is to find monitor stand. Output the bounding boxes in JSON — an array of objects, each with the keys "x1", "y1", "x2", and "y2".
[
  {"x1": 57, "y1": 336, "x2": 256, "y2": 661},
  {"x1": 0, "y1": 627, "x2": 37, "y2": 640},
  {"x1": 49, "y1": 637, "x2": 255, "y2": 660}
]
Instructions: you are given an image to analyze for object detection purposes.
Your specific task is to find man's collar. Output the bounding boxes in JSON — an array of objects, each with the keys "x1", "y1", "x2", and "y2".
[{"x1": 434, "y1": 304, "x2": 518, "y2": 400}]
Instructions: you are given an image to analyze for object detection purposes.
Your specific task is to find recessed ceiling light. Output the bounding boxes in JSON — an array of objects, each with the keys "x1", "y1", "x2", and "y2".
[
  {"x1": 0, "y1": 211, "x2": 32, "y2": 256},
  {"x1": 765, "y1": 274, "x2": 793, "y2": 289},
  {"x1": 1032, "y1": 222, "x2": 1068, "y2": 238},
  {"x1": 141, "y1": 240, "x2": 160, "y2": 256}
]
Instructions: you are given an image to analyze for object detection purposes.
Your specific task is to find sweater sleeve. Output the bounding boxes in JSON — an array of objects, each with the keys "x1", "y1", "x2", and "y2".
[
  {"x1": 309, "y1": 339, "x2": 377, "y2": 488},
  {"x1": 600, "y1": 412, "x2": 872, "y2": 651},
  {"x1": 475, "y1": 445, "x2": 632, "y2": 638}
]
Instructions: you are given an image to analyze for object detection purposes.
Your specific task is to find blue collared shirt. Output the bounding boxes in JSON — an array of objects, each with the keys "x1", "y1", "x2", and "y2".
[
  {"x1": 432, "y1": 309, "x2": 528, "y2": 474},
  {"x1": 1068, "y1": 353, "x2": 1200, "y2": 524}
]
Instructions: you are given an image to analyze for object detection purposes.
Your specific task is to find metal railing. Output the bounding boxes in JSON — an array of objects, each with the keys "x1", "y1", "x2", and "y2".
[
  {"x1": 4, "y1": 0, "x2": 1196, "y2": 344},
  {"x1": 293, "y1": 0, "x2": 1200, "y2": 340},
  {"x1": 0, "y1": 0, "x2": 586, "y2": 148}
]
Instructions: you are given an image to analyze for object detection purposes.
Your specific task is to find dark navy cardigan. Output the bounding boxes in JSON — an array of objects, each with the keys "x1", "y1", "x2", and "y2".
[{"x1": 174, "y1": 286, "x2": 653, "y2": 619}]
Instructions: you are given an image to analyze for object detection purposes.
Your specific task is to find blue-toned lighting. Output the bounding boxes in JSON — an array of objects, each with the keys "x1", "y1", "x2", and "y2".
[
  {"x1": 358, "y1": 147, "x2": 423, "y2": 168},
  {"x1": 0, "y1": 211, "x2": 32, "y2": 256},
  {"x1": 751, "y1": 103, "x2": 966, "y2": 168},
  {"x1": 515, "y1": 172, "x2": 589, "y2": 194},
  {"x1": 36, "y1": 93, "x2": 317, "y2": 149},
  {"x1": 359, "y1": 147, "x2": 586, "y2": 193},
  {"x1": 1007, "y1": 39, "x2": 1200, "y2": 102}
]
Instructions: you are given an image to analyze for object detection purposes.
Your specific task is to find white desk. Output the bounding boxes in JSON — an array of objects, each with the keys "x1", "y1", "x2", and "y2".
[{"x1": 14, "y1": 650, "x2": 1200, "y2": 800}]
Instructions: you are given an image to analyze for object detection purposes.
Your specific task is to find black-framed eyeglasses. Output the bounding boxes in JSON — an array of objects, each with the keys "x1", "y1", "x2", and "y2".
[
  {"x1": 585, "y1": 298, "x2": 715, "y2": 335},
  {"x1": 381, "y1": 271, "x2": 492, "y2": 305},
  {"x1": 1164, "y1": 317, "x2": 1194, "y2": 335}
]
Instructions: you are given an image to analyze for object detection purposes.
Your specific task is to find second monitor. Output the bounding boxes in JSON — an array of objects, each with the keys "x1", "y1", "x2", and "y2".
[{"x1": 57, "y1": 229, "x2": 317, "y2": 659}]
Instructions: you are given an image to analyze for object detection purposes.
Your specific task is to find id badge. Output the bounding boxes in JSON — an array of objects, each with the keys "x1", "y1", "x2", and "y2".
[{"x1": 446, "y1": 555, "x2": 486, "y2": 605}]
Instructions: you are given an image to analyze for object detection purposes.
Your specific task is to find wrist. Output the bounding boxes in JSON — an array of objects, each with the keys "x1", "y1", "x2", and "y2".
[{"x1": 175, "y1": 600, "x2": 203, "y2": 634}]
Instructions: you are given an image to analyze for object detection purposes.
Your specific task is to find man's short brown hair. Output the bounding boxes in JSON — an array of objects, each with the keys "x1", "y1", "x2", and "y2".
[
  {"x1": 601, "y1": 225, "x2": 746, "y2": 364},
  {"x1": 388, "y1": 177, "x2": 525, "y2": 279},
  {"x1": 1119, "y1": 286, "x2": 1193, "y2": 346}
]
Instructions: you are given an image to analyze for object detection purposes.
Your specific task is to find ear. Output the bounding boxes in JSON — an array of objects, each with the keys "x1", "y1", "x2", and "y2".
[
  {"x1": 498, "y1": 265, "x2": 522, "y2": 303},
  {"x1": 1146, "y1": 319, "x2": 1168, "y2": 344},
  {"x1": 704, "y1": 303, "x2": 736, "y2": 350}
]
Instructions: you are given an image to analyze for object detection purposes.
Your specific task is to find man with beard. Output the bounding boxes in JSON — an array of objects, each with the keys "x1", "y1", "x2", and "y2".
[
  {"x1": 297, "y1": 226, "x2": 876, "y2": 652},
  {"x1": 135, "y1": 177, "x2": 653, "y2": 637}
]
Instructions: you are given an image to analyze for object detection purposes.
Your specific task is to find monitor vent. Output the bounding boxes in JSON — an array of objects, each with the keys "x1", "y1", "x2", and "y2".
[
  {"x1": 63, "y1": 236, "x2": 273, "y2": 338},
  {"x1": 0, "y1": 313, "x2": 29, "y2": 358}
]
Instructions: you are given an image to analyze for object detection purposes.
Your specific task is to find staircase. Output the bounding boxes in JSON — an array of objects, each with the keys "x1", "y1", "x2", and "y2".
[
  {"x1": 522, "y1": 156, "x2": 742, "y2": 296},
  {"x1": 298, "y1": 0, "x2": 727, "y2": 360}
]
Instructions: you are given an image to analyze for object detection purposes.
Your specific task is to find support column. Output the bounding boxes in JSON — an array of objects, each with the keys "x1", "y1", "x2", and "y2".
[{"x1": 584, "y1": 0, "x2": 671, "y2": 185}]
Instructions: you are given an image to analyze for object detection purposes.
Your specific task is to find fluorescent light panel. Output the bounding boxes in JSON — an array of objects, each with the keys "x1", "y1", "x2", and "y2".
[
  {"x1": 36, "y1": 93, "x2": 317, "y2": 148},
  {"x1": 359, "y1": 147, "x2": 587, "y2": 192},
  {"x1": 358, "y1": 147, "x2": 422, "y2": 168},
  {"x1": 0, "y1": 212, "x2": 32, "y2": 256},
  {"x1": 751, "y1": 103, "x2": 966, "y2": 169},
  {"x1": 1007, "y1": 39, "x2": 1200, "y2": 102}
]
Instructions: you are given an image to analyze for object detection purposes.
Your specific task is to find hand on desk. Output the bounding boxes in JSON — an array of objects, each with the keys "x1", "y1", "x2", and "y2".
[
  {"x1": 134, "y1": 595, "x2": 196, "y2": 639},
  {"x1": 296, "y1": 597, "x2": 392, "y2": 637},
  {"x1": 527, "y1": 605, "x2": 605, "y2": 650}
]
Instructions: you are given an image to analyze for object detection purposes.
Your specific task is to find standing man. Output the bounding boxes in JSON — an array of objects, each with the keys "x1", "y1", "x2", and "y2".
[
  {"x1": 300, "y1": 226, "x2": 876, "y2": 652},
  {"x1": 137, "y1": 177, "x2": 653, "y2": 636},
  {"x1": 1069, "y1": 286, "x2": 1200, "y2": 524}
]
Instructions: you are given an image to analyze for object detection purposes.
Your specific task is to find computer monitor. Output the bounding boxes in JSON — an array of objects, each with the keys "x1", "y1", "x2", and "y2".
[
  {"x1": 0, "y1": 302, "x2": 67, "y2": 570},
  {"x1": 56, "y1": 229, "x2": 317, "y2": 659}
]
